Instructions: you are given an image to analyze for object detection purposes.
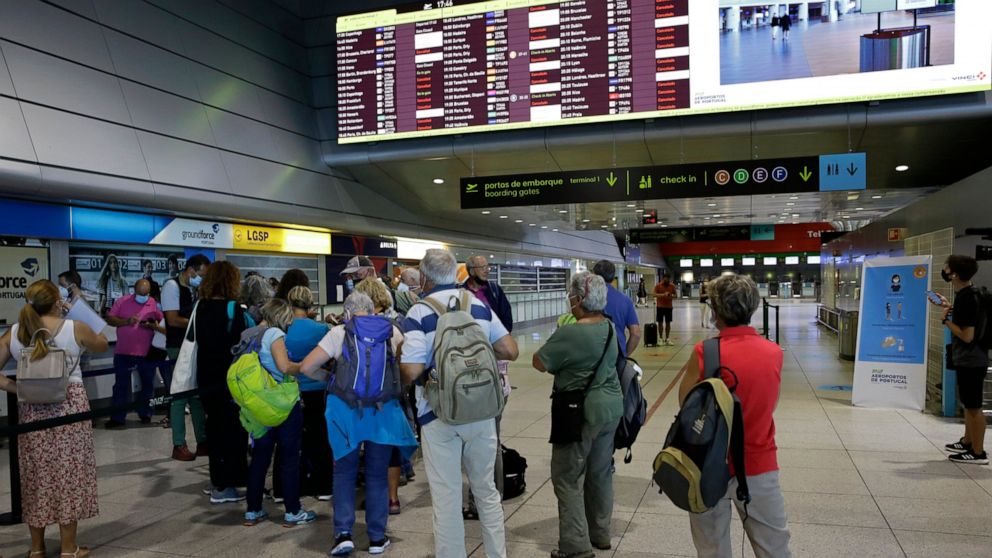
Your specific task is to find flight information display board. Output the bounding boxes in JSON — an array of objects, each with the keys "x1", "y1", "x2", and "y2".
[{"x1": 336, "y1": 0, "x2": 991, "y2": 143}]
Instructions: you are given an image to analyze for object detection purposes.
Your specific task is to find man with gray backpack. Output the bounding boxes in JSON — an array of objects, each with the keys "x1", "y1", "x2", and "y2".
[
  {"x1": 659, "y1": 274, "x2": 791, "y2": 558},
  {"x1": 400, "y1": 249, "x2": 519, "y2": 558}
]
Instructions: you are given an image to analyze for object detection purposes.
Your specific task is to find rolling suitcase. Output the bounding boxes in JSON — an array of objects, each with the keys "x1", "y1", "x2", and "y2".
[{"x1": 644, "y1": 322, "x2": 659, "y2": 347}]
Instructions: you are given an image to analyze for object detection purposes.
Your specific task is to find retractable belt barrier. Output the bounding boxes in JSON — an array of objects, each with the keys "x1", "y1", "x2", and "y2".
[{"x1": 0, "y1": 366, "x2": 219, "y2": 525}]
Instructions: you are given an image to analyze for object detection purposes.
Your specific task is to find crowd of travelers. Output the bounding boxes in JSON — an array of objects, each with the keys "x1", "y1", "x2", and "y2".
[{"x1": 3, "y1": 247, "x2": 988, "y2": 557}]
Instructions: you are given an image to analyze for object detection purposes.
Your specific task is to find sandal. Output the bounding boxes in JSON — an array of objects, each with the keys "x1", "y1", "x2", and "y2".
[
  {"x1": 550, "y1": 550, "x2": 594, "y2": 558},
  {"x1": 28, "y1": 550, "x2": 45, "y2": 557},
  {"x1": 60, "y1": 546, "x2": 89, "y2": 558},
  {"x1": 461, "y1": 507, "x2": 479, "y2": 521}
]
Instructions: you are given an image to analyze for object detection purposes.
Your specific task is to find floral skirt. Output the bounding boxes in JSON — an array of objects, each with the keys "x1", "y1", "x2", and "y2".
[{"x1": 18, "y1": 382, "x2": 98, "y2": 527}]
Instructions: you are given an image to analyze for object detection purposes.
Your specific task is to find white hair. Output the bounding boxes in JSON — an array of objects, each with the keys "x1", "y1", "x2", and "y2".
[
  {"x1": 568, "y1": 271, "x2": 608, "y2": 312},
  {"x1": 420, "y1": 248, "x2": 457, "y2": 286},
  {"x1": 343, "y1": 291, "x2": 374, "y2": 318}
]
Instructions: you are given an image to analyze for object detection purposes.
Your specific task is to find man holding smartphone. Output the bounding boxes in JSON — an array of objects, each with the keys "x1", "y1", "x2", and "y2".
[
  {"x1": 105, "y1": 278, "x2": 163, "y2": 429},
  {"x1": 930, "y1": 255, "x2": 989, "y2": 464}
]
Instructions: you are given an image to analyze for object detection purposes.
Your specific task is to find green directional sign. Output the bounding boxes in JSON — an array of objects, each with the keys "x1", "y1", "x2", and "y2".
[{"x1": 459, "y1": 154, "x2": 865, "y2": 209}]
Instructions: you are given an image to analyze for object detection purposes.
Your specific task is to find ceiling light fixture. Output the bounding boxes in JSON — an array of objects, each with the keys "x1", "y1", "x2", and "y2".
[
  {"x1": 791, "y1": 213, "x2": 799, "y2": 217},
  {"x1": 582, "y1": 219, "x2": 590, "y2": 223},
  {"x1": 713, "y1": 214, "x2": 721, "y2": 218},
  {"x1": 895, "y1": 165, "x2": 909, "y2": 172},
  {"x1": 529, "y1": 223, "x2": 536, "y2": 227},
  {"x1": 514, "y1": 219, "x2": 523, "y2": 223},
  {"x1": 432, "y1": 178, "x2": 445, "y2": 184},
  {"x1": 789, "y1": 196, "x2": 799, "y2": 200},
  {"x1": 704, "y1": 217, "x2": 711, "y2": 220},
  {"x1": 481, "y1": 210, "x2": 491, "y2": 215},
  {"x1": 871, "y1": 195, "x2": 883, "y2": 199},
  {"x1": 541, "y1": 225, "x2": 548, "y2": 229},
  {"x1": 558, "y1": 209, "x2": 568, "y2": 214},
  {"x1": 552, "y1": 228, "x2": 559, "y2": 232},
  {"x1": 855, "y1": 207, "x2": 864, "y2": 211},
  {"x1": 635, "y1": 209, "x2": 644, "y2": 213},
  {"x1": 499, "y1": 215, "x2": 508, "y2": 219},
  {"x1": 661, "y1": 224, "x2": 668, "y2": 228},
  {"x1": 717, "y1": 221, "x2": 725, "y2": 224},
  {"x1": 600, "y1": 225, "x2": 608, "y2": 228},
  {"x1": 626, "y1": 204, "x2": 636, "y2": 208},
  {"x1": 786, "y1": 202, "x2": 795, "y2": 206},
  {"x1": 707, "y1": 203, "x2": 717, "y2": 207}
]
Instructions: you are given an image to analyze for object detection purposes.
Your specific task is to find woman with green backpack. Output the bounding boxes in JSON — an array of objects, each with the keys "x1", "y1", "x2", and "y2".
[{"x1": 243, "y1": 298, "x2": 318, "y2": 527}]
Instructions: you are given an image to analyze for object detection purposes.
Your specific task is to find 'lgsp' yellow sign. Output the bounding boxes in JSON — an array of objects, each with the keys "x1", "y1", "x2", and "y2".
[{"x1": 232, "y1": 225, "x2": 331, "y2": 254}]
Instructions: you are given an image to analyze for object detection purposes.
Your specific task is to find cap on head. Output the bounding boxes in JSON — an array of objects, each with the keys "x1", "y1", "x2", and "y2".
[{"x1": 340, "y1": 255, "x2": 374, "y2": 276}]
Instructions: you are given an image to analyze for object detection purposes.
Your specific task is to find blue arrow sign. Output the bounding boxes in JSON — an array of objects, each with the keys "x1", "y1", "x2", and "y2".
[{"x1": 819, "y1": 153, "x2": 866, "y2": 191}]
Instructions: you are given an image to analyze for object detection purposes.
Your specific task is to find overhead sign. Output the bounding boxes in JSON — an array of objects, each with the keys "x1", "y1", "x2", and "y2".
[
  {"x1": 460, "y1": 154, "x2": 866, "y2": 209},
  {"x1": 819, "y1": 153, "x2": 867, "y2": 192},
  {"x1": 887, "y1": 228, "x2": 908, "y2": 242},
  {"x1": 232, "y1": 225, "x2": 331, "y2": 255},
  {"x1": 150, "y1": 218, "x2": 233, "y2": 248},
  {"x1": 853, "y1": 256, "x2": 930, "y2": 411},
  {"x1": 0, "y1": 246, "x2": 49, "y2": 328},
  {"x1": 897, "y1": 0, "x2": 937, "y2": 9},
  {"x1": 630, "y1": 224, "x2": 773, "y2": 244}
]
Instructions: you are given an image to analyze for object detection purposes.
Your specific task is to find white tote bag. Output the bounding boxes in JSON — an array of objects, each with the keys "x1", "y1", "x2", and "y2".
[{"x1": 170, "y1": 301, "x2": 199, "y2": 394}]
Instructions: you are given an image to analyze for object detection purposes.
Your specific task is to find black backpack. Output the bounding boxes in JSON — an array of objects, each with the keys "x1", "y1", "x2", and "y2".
[
  {"x1": 652, "y1": 338, "x2": 749, "y2": 513},
  {"x1": 501, "y1": 445, "x2": 527, "y2": 500},
  {"x1": 973, "y1": 286, "x2": 992, "y2": 352},
  {"x1": 614, "y1": 355, "x2": 647, "y2": 464}
]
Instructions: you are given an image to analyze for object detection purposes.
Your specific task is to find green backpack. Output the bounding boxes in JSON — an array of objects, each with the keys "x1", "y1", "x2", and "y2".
[{"x1": 227, "y1": 326, "x2": 300, "y2": 438}]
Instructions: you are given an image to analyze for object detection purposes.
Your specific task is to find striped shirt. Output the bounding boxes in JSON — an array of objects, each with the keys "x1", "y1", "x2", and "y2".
[{"x1": 401, "y1": 285, "x2": 510, "y2": 422}]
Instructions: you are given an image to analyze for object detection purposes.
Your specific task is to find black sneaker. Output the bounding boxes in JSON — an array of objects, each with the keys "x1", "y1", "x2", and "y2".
[
  {"x1": 944, "y1": 440, "x2": 972, "y2": 453},
  {"x1": 369, "y1": 537, "x2": 390, "y2": 555},
  {"x1": 329, "y1": 533, "x2": 354, "y2": 556},
  {"x1": 104, "y1": 419, "x2": 126, "y2": 429},
  {"x1": 949, "y1": 451, "x2": 989, "y2": 465}
]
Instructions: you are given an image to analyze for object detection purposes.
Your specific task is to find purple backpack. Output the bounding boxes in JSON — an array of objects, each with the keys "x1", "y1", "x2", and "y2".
[{"x1": 328, "y1": 315, "x2": 402, "y2": 411}]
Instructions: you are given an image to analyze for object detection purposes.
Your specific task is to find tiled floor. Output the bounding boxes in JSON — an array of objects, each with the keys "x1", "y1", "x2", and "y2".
[
  {"x1": 1, "y1": 300, "x2": 991, "y2": 557},
  {"x1": 720, "y1": 11, "x2": 956, "y2": 85}
]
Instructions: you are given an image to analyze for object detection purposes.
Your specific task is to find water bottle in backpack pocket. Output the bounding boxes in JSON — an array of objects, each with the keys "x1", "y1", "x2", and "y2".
[
  {"x1": 420, "y1": 291, "x2": 504, "y2": 425},
  {"x1": 328, "y1": 315, "x2": 403, "y2": 412}
]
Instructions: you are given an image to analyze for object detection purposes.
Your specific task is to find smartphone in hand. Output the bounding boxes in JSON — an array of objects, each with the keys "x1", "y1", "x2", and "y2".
[{"x1": 925, "y1": 291, "x2": 943, "y2": 306}]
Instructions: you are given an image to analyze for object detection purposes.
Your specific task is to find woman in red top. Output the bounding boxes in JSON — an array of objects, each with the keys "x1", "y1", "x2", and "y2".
[{"x1": 677, "y1": 274, "x2": 792, "y2": 558}]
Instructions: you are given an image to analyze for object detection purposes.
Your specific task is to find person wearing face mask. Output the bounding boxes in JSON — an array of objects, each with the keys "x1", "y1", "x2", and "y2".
[
  {"x1": 394, "y1": 268, "x2": 422, "y2": 316},
  {"x1": 104, "y1": 279, "x2": 164, "y2": 428},
  {"x1": 340, "y1": 255, "x2": 376, "y2": 295},
  {"x1": 533, "y1": 272, "x2": 622, "y2": 558},
  {"x1": 57, "y1": 270, "x2": 86, "y2": 307},
  {"x1": 161, "y1": 254, "x2": 210, "y2": 461},
  {"x1": 930, "y1": 255, "x2": 990, "y2": 465}
]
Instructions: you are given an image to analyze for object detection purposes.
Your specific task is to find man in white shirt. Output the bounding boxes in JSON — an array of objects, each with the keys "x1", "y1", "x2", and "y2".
[{"x1": 400, "y1": 249, "x2": 519, "y2": 558}]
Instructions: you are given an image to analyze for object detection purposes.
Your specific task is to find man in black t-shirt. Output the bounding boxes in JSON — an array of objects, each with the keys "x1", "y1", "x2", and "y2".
[{"x1": 931, "y1": 255, "x2": 989, "y2": 464}]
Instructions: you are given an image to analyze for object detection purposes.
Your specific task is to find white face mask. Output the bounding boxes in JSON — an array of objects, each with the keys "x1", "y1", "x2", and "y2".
[
  {"x1": 59, "y1": 286, "x2": 70, "y2": 300},
  {"x1": 397, "y1": 282, "x2": 410, "y2": 293}
]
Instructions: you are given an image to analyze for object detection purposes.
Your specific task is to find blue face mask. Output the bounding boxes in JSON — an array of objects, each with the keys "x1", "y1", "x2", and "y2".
[
  {"x1": 58, "y1": 286, "x2": 70, "y2": 300},
  {"x1": 189, "y1": 275, "x2": 203, "y2": 288},
  {"x1": 345, "y1": 278, "x2": 354, "y2": 292},
  {"x1": 135, "y1": 294, "x2": 150, "y2": 305}
]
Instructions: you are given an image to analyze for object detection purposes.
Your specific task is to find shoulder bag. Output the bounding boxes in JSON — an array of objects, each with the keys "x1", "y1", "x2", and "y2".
[
  {"x1": 548, "y1": 323, "x2": 614, "y2": 445},
  {"x1": 16, "y1": 320, "x2": 72, "y2": 404},
  {"x1": 170, "y1": 300, "x2": 200, "y2": 394}
]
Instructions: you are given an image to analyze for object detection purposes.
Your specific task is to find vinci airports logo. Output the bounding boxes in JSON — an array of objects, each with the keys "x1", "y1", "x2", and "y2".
[{"x1": 20, "y1": 258, "x2": 40, "y2": 277}]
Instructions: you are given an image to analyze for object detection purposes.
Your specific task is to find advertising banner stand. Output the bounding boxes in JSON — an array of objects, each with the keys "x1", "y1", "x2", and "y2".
[{"x1": 852, "y1": 256, "x2": 931, "y2": 410}]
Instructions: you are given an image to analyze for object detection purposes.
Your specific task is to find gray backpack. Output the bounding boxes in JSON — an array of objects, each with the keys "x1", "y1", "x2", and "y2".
[
  {"x1": 652, "y1": 338, "x2": 750, "y2": 513},
  {"x1": 419, "y1": 290, "x2": 504, "y2": 425}
]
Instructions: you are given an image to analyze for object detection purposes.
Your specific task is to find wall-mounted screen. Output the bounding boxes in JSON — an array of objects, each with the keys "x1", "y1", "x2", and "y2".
[
  {"x1": 763, "y1": 257, "x2": 778, "y2": 265},
  {"x1": 680, "y1": 258, "x2": 693, "y2": 267},
  {"x1": 808, "y1": 255, "x2": 822, "y2": 264},
  {"x1": 700, "y1": 258, "x2": 714, "y2": 267},
  {"x1": 785, "y1": 256, "x2": 800, "y2": 265},
  {"x1": 721, "y1": 258, "x2": 734, "y2": 266},
  {"x1": 335, "y1": 0, "x2": 990, "y2": 143},
  {"x1": 862, "y1": 0, "x2": 898, "y2": 14},
  {"x1": 742, "y1": 257, "x2": 756, "y2": 266}
]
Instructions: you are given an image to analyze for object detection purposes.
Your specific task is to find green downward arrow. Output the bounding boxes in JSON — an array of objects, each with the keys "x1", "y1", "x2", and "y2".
[
  {"x1": 799, "y1": 167, "x2": 812, "y2": 182},
  {"x1": 607, "y1": 172, "x2": 617, "y2": 187}
]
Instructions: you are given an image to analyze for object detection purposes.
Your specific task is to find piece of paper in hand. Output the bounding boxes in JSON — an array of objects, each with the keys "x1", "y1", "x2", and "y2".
[{"x1": 66, "y1": 300, "x2": 107, "y2": 335}]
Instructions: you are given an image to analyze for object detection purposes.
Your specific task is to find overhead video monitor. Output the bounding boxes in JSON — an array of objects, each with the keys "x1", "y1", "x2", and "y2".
[
  {"x1": 700, "y1": 258, "x2": 714, "y2": 267},
  {"x1": 785, "y1": 256, "x2": 800, "y2": 265},
  {"x1": 862, "y1": 0, "x2": 898, "y2": 14},
  {"x1": 335, "y1": 0, "x2": 990, "y2": 143},
  {"x1": 721, "y1": 258, "x2": 735, "y2": 266},
  {"x1": 680, "y1": 258, "x2": 693, "y2": 267},
  {"x1": 763, "y1": 257, "x2": 778, "y2": 265},
  {"x1": 808, "y1": 255, "x2": 822, "y2": 264},
  {"x1": 742, "y1": 257, "x2": 756, "y2": 266}
]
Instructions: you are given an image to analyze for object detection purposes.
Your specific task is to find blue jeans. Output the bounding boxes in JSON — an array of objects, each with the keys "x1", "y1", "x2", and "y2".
[
  {"x1": 334, "y1": 441, "x2": 392, "y2": 541},
  {"x1": 247, "y1": 403, "x2": 303, "y2": 514},
  {"x1": 111, "y1": 354, "x2": 157, "y2": 423}
]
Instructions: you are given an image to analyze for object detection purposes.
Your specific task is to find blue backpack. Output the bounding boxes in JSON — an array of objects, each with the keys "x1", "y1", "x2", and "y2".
[{"x1": 328, "y1": 315, "x2": 402, "y2": 412}]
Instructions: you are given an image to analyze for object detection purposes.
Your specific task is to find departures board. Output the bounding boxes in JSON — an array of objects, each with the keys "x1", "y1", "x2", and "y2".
[{"x1": 336, "y1": 0, "x2": 991, "y2": 143}]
